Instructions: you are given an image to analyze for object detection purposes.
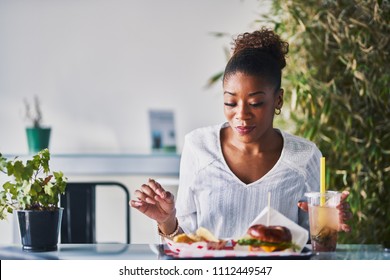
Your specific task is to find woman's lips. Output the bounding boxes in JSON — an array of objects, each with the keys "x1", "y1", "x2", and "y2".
[{"x1": 236, "y1": 126, "x2": 255, "y2": 135}]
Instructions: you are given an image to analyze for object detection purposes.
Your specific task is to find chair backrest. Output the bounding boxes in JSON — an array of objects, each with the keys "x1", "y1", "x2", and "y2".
[{"x1": 60, "y1": 182, "x2": 130, "y2": 244}]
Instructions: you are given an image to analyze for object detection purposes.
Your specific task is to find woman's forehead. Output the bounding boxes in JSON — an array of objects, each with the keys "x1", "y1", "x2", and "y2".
[{"x1": 223, "y1": 72, "x2": 275, "y2": 93}]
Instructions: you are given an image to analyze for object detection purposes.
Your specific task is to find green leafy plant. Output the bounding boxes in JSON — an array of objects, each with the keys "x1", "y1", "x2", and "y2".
[
  {"x1": 0, "y1": 149, "x2": 67, "y2": 220},
  {"x1": 24, "y1": 95, "x2": 43, "y2": 128},
  {"x1": 266, "y1": 0, "x2": 390, "y2": 244}
]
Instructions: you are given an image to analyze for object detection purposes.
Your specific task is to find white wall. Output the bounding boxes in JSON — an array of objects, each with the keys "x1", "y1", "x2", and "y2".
[
  {"x1": 0, "y1": 0, "x2": 271, "y2": 154},
  {"x1": 0, "y1": 0, "x2": 272, "y2": 244}
]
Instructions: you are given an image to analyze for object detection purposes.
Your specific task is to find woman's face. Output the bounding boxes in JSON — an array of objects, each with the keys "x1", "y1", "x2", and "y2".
[{"x1": 223, "y1": 72, "x2": 283, "y2": 144}]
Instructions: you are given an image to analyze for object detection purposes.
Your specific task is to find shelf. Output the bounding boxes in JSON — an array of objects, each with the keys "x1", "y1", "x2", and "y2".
[{"x1": 2, "y1": 153, "x2": 181, "y2": 176}]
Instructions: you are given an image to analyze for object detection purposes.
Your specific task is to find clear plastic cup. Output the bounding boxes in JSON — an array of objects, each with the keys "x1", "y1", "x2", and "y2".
[{"x1": 305, "y1": 191, "x2": 341, "y2": 252}]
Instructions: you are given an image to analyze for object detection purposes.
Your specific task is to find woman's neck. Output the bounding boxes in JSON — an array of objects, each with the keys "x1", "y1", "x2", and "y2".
[{"x1": 225, "y1": 126, "x2": 282, "y2": 155}]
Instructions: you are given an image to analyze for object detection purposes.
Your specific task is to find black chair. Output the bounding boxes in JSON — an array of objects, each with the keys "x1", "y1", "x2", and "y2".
[{"x1": 60, "y1": 181, "x2": 130, "y2": 244}]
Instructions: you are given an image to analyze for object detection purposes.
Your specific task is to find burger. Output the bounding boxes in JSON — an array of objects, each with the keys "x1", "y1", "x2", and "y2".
[{"x1": 237, "y1": 224, "x2": 297, "y2": 252}]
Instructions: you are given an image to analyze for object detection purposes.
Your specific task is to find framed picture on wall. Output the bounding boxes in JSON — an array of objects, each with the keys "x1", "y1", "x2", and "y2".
[{"x1": 148, "y1": 109, "x2": 176, "y2": 153}]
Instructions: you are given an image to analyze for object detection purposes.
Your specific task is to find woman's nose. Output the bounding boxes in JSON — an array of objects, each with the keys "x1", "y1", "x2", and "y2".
[{"x1": 236, "y1": 104, "x2": 252, "y2": 120}]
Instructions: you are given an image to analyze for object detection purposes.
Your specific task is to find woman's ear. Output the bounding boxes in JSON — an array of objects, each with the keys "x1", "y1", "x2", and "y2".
[{"x1": 275, "y1": 88, "x2": 284, "y2": 109}]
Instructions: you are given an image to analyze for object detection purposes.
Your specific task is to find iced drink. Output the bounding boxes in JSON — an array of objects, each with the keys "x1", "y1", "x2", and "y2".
[{"x1": 305, "y1": 191, "x2": 341, "y2": 252}]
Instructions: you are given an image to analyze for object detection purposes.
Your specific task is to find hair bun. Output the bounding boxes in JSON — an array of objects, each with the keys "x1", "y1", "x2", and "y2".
[{"x1": 232, "y1": 27, "x2": 289, "y2": 69}]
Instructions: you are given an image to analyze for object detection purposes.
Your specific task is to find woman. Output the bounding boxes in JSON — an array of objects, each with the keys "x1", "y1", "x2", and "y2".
[{"x1": 130, "y1": 28, "x2": 352, "y2": 239}]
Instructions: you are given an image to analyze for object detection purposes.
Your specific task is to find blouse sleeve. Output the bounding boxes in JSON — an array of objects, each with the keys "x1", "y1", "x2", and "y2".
[
  {"x1": 175, "y1": 135, "x2": 198, "y2": 234},
  {"x1": 298, "y1": 145, "x2": 322, "y2": 230}
]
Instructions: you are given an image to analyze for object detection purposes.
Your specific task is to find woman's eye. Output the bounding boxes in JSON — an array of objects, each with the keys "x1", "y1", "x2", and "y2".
[
  {"x1": 250, "y1": 102, "x2": 264, "y2": 107},
  {"x1": 224, "y1": 102, "x2": 236, "y2": 107}
]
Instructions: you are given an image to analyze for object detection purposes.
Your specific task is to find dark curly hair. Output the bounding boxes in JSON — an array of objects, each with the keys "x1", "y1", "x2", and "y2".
[{"x1": 223, "y1": 27, "x2": 289, "y2": 90}]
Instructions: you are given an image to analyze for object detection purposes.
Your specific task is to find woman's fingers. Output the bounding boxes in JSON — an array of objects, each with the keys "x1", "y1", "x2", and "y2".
[
  {"x1": 297, "y1": 201, "x2": 308, "y2": 212},
  {"x1": 339, "y1": 223, "x2": 351, "y2": 232},
  {"x1": 336, "y1": 191, "x2": 352, "y2": 232},
  {"x1": 129, "y1": 199, "x2": 150, "y2": 214},
  {"x1": 337, "y1": 203, "x2": 352, "y2": 220},
  {"x1": 130, "y1": 199, "x2": 143, "y2": 208},
  {"x1": 134, "y1": 188, "x2": 156, "y2": 204},
  {"x1": 147, "y1": 178, "x2": 167, "y2": 199},
  {"x1": 340, "y1": 190, "x2": 350, "y2": 202},
  {"x1": 155, "y1": 190, "x2": 175, "y2": 205},
  {"x1": 337, "y1": 201, "x2": 350, "y2": 213},
  {"x1": 133, "y1": 179, "x2": 167, "y2": 205},
  {"x1": 339, "y1": 206, "x2": 353, "y2": 222},
  {"x1": 337, "y1": 201, "x2": 350, "y2": 210},
  {"x1": 130, "y1": 179, "x2": 175, "y2": 220}
]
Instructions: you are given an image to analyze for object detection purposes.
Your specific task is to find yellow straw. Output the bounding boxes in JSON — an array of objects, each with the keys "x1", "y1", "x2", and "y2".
[{"x1": 320, "y1": 157, "x2": 326, "y2": 206}]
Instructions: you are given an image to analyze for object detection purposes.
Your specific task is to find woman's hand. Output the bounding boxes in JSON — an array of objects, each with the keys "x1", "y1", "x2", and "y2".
[
  {"x1": 336, "y1": 191, "x2": 352, "y2": 232},
  {"x1": 130, "y1": 178, "x2": 176, "y2": 225},
  {"x1": 297, "y1": 190, "x2": 352, "y2": 232}
]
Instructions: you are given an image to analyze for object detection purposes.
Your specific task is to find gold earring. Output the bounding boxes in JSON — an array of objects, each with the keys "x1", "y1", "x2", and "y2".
[{"x1": 275, "y1": 108, "x2": 281, "y2": 115}]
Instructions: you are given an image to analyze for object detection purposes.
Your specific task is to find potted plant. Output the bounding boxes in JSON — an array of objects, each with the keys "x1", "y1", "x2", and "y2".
[
  {"x1": 24, "y1": 96, "x2": 51, "y2": 154},
  {"x1": 0, "y1": 149, "x2": 67, "y2": 252}
]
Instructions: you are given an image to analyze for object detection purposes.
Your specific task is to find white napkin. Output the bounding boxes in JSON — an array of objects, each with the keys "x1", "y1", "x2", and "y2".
[{"x1": 245, "y1": 207, "x2": 309, "y2": 252}]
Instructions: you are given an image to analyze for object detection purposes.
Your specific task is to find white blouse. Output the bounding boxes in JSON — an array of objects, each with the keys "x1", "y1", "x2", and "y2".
[{"x1": 175, "y1": 122, "x2": 321, "y2": 239}]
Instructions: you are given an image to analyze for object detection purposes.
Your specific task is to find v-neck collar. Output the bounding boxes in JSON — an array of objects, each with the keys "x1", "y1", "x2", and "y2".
[{"x1": 217, "y1": 122, "x2": 286, "y2": 187}]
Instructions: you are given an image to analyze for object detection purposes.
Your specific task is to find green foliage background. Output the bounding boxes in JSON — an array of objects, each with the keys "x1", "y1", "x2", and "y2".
[{"x1": 267, "y1": 0, "x2": 390, "y2": 245}]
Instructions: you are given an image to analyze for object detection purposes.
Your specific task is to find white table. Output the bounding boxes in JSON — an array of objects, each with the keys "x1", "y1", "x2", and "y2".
[{"x1": 1, "y1": 243, "x2": 389, "y2": 260}]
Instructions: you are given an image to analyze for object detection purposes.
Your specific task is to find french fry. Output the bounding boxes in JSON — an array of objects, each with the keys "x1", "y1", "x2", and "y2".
[
  {"x1": 172, "y1": 227, "x2": 219, "y2": 243},
  {"x1": 187, "y1": 233, "x2": 203, "y2": 242},
  {"x1": 173, "y1": 233, "x2": 196, "y2": 243},
  {"x1": 196, "y1": 227, "x2": 219, "y2": 242}
]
